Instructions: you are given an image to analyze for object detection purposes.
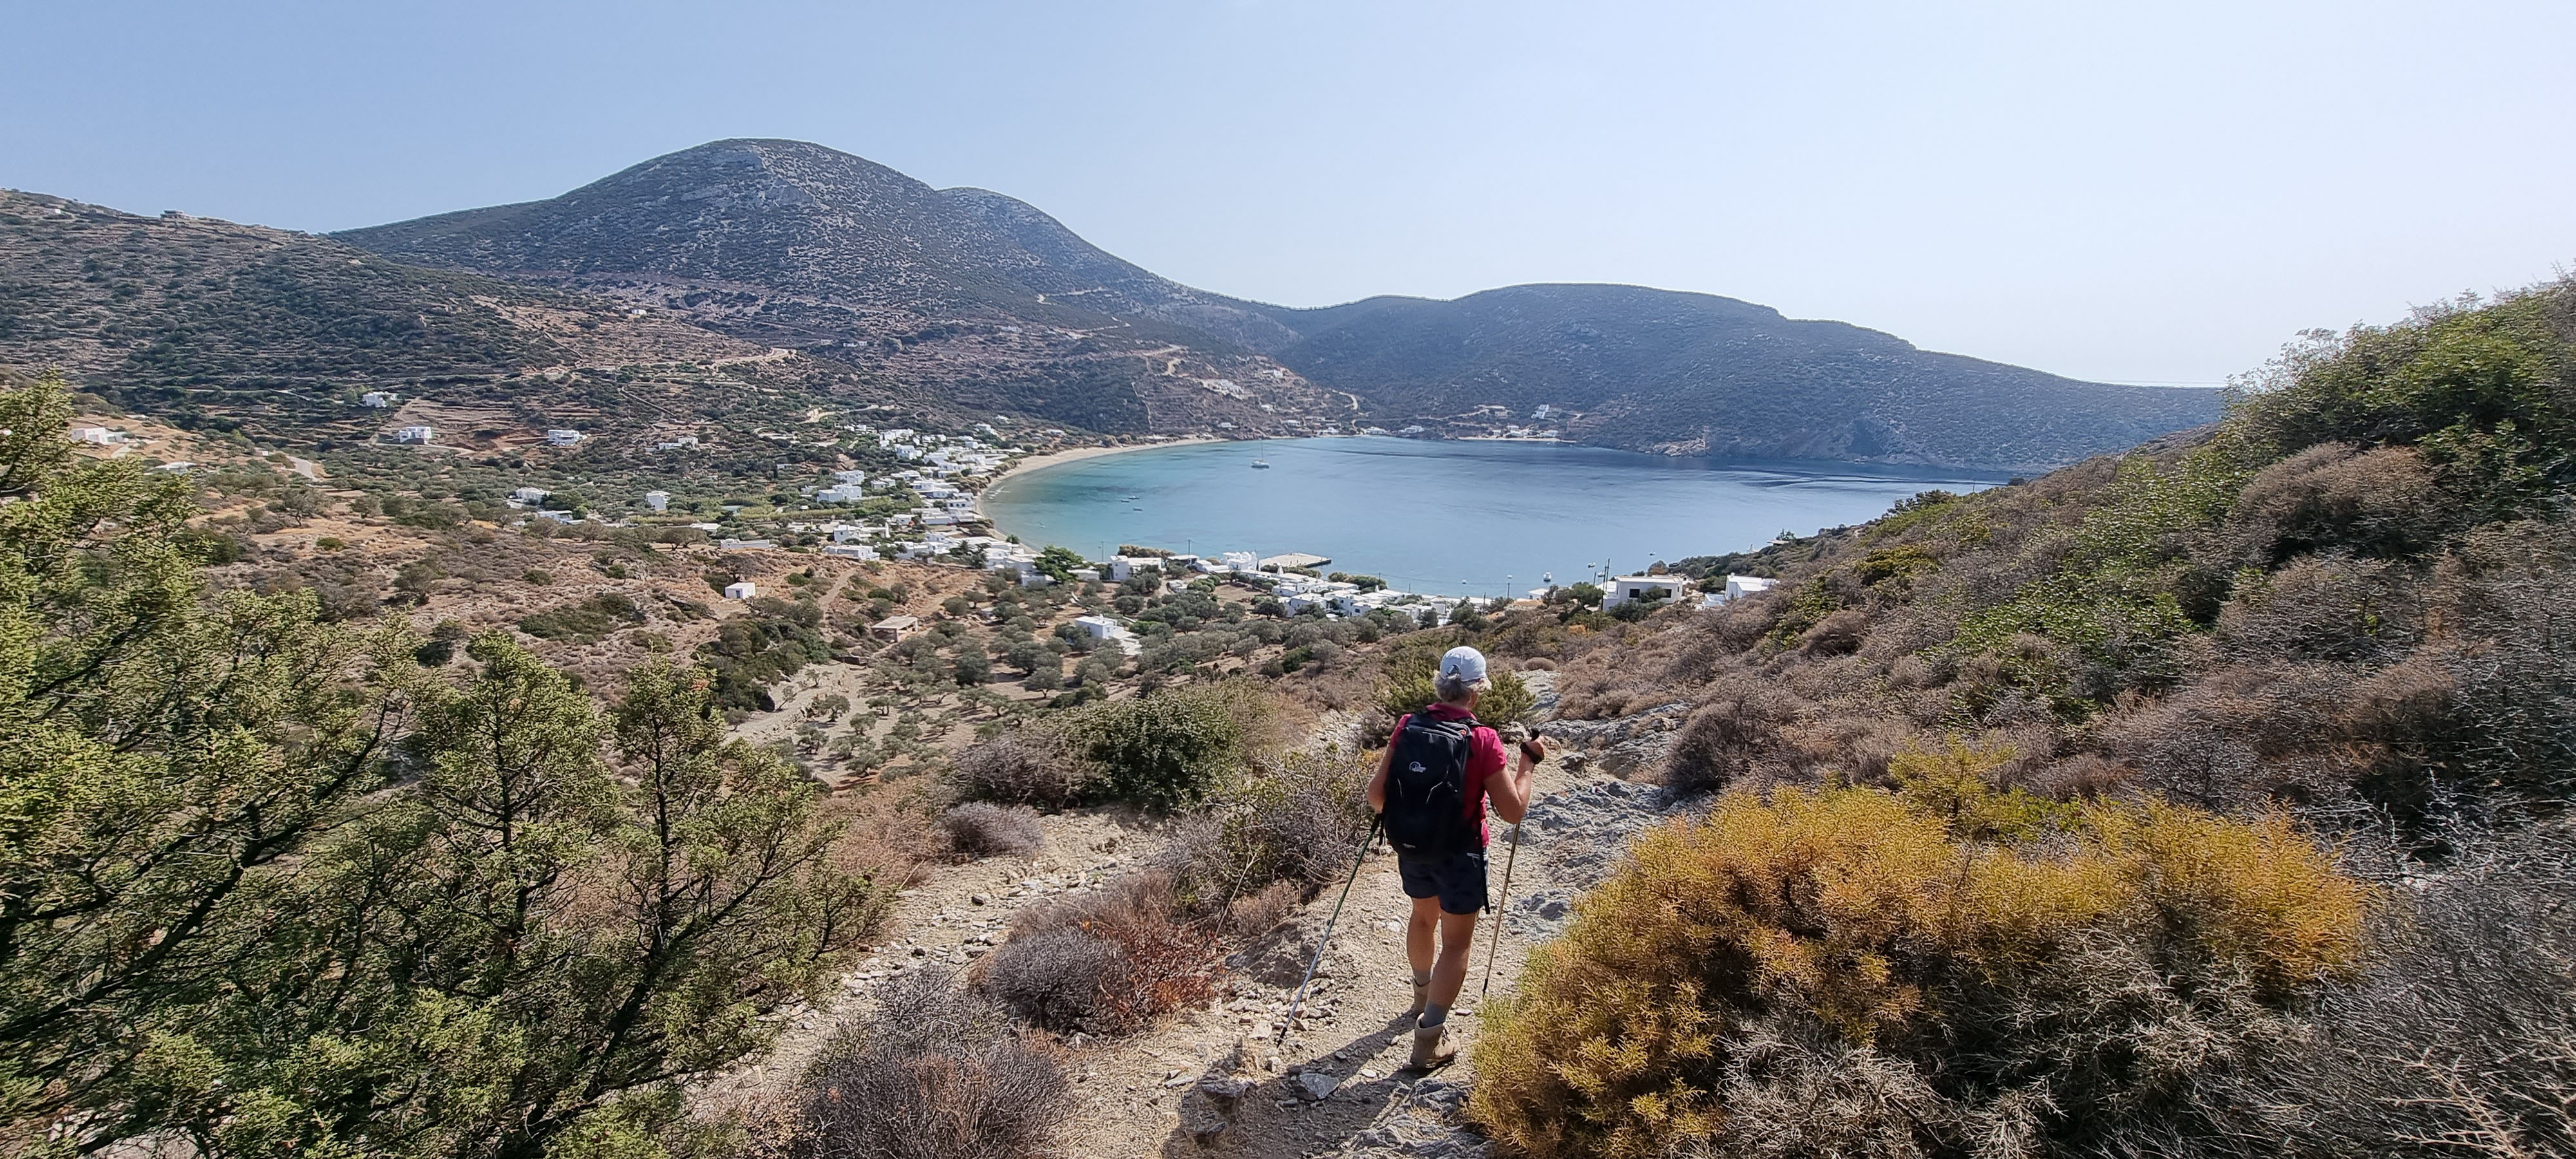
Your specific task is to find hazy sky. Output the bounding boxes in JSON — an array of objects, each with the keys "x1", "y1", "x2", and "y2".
[{"x1": 8, "y1": 1, "x2": 2571, "y2": 386}]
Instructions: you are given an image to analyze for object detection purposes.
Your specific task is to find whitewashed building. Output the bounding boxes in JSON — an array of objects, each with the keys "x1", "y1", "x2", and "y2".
[
  {"x1": 723, "y1": 581, "x2": 757, "y2": 600},
  {"x1": 545, "y1": 429, "x2": 585, "y2": 447},
  {"x1": 1071, "y1": 614, "x2": 1142, "y2": 655},
  {"x1": 70, "y1": 427, "x2": 124, "y2": 446},
  {"x1": 361, "y1": 391, "x2": 397, "y2": 408},
  {"x1": 1724, "y1": 574, "x2": 1777, "y2": 603},
  {"x1": 643, "y1": 490, "x2": 670, "y2": 511},
  {"x1": 395, "y1": 426, "x2": 435, "y2": 444},
  {"x1": 1604, "y1": 574, "x2": 1691, "y2": 609}
]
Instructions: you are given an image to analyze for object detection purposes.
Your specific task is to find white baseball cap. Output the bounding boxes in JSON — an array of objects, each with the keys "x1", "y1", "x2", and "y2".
[{"x1": 1438, "y1": 646, "x2": 1488, "y2": 684}]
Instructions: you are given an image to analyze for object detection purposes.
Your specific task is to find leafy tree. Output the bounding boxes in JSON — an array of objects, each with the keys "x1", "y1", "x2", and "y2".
[
  {"x1": 1032, "y1": 545, "x2": 1087, "y2": 584},
  {"x1": 0, "y1": 376, "x2": 411, "y2": 1150},
  {"x1": 0, "y1": 377, "x2": 887, "y2": 1156}
]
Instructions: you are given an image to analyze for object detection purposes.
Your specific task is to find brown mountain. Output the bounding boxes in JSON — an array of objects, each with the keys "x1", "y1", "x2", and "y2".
[{"x1": 331, "y1": 138, "x2": 2224, "y2": 469}]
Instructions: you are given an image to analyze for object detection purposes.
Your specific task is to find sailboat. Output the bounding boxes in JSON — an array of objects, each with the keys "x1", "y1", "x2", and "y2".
[{"x1": 1249, "y1": 459, "x2": 1272, "y2": 469}]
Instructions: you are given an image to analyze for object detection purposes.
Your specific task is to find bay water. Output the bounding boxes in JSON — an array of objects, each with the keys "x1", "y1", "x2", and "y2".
[{"x1": 979, "y1": 437, "x2": 2004, "y2": 597}]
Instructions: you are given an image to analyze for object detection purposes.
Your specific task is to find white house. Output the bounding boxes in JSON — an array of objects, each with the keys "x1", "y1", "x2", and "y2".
[
  {"x1": 643, "y1": 490, "x2": 670, "y2": 511},
  {"x1": 719, "y1": 538, "x2": 773, "y2": 551},
  {"x1": 1604, "y1": 574, "x2": 1692, "y2": 609},
  {"x1": 1071, "y1": 614, "x2": 1142, "y2": 655},
  {"x1": 1218, "y1": 551, "x2": 1260, "y2": 572},
  {"x1": 723, "y1": 581, "x2": 757, "y2": 601},
  {"x1": 70, "y1": 427, "x2": 124, "y2": 446},
  {"x1": 545, "y1": 429, "x2": 585, "y2": 447},
  {"x1": 1722, "y1": 574, "x2": 1777, "y2": 603},
  {"x1": 656, "y1": 435, "x2": 699, "y2": 451},
  {"x1": 822, "y1": 544, "x2": 878, "y2": 560},
  {"x1": 511, "y1": 487, "x2": 551, "y2": 504},
  {"x1": 361, "y1": 391, "x2": 397, "y2": 408},
  {"x1": 833, "y1": 469, "x2": 867, "y2": 485},
  {"x1": 817, "y1": 484, "x2": 867, "y2": 504},
  {"x1": 395, "y1": 426, "x2": 435, "y2": 444}
]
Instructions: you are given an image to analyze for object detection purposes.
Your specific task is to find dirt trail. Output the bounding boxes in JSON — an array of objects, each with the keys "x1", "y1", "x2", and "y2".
[{"x1": 715, "y1": 671, "x2": 1681, "y2": 1158}]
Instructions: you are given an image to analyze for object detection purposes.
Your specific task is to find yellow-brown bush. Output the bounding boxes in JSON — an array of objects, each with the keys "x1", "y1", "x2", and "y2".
[{"x1": 1469, "y1": 786, "x2": 2365, "y2": 1158}]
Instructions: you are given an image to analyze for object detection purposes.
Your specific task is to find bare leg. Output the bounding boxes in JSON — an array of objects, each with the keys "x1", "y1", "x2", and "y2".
[
  {"x1": 1406, "y1": 895, "x2": 1442, "y2": 977},
  {"x1": 1428, "y1": 909, "x2": 1479, "y2": 1013},
  {"x1": 1408, "y1": 907, "x2": 1479, "y2": 1069}
]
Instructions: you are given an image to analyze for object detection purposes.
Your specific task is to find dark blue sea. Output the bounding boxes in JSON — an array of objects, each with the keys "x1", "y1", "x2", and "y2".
[{"x1": 979, "y1": 437, "x2": 2003, "y2": 597}]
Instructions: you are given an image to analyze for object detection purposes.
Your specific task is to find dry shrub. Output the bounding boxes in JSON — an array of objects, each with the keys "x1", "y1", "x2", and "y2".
[
  {"x1": 1348, "y1": 706, "x2": 1396, "y2": 752},
  {"x1": 2241, "y1": 828, "x2": 2576, "y2": 1157},
  {"x1": 1799, "y1": 608, "x2": 1871, "y2": 656},
  {"x1": 1665, "y1": 674, "x2": 1806, "y2": 792},
  {"x1": 2219, "y1": 442, "x2": 2443, "y2": 566},
  {"x1": 1469, "y1": 786, "x2": 2367, "y2": 1159},
  {"x1": 975, "y1": 927, "x2": 1128, "y2": 1034},
  {"x1": 1517, "y1": 656, "x2": 1557, "y2": 672},
  {"x1": 795, "y1": 966, "x2": 1072, "y2": 1159},
  {"x1": 981, "y1": 871, "x2": 1215, "y2": 1035},
  {"x1": 822, "y1": 791, "x2": 945, "y2": 890},
  {"x1": 1158, "y1": 748, "x2": 1372, "y2": 919},
  {"x1": 2214, "y1": 555, "x2": 2417, "y2": 664},
  {"x1": 2097, "y1": 663, "x2": 2359, "y2": 810},
  {"x1": 941, "y1": 802, "x2": 1043, "y2": 860},
  {"x1": 949, "y1": 733, "x2": 1084, "y2": 811},
  {"x1": 1226, "y1": 880, "x2": 1300, "y2": 937}
]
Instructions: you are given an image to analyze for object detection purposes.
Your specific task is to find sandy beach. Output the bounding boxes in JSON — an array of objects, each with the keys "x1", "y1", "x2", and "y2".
[{"x1": 990, "y1": 435, "x2": 1221, "y2": 485}]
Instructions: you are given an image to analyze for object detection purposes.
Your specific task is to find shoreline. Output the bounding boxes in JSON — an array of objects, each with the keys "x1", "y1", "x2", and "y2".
[{"x1": 989, "y1": 435, "x2": 1224, "y2": 487}]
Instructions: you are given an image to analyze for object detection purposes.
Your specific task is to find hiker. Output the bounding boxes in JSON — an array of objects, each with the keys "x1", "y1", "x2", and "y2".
[{"x1": 1366, "y1": 645, "x2": 1547, "y2": 1070}]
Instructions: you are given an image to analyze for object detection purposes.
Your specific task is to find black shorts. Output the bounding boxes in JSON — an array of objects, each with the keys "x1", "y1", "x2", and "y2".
[{"x1": 1397, "y1": 850, "x2": 1490, "y2": 916}]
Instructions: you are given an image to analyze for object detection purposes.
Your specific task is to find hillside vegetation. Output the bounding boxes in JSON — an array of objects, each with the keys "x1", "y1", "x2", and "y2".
[
  {"x1": 1472, "y1": 278, "x2": 2576, "y2": 1156},
  {"x1": 0, "y1": 191, "x2": 841, "y2": 442},
  {"x1": 0, "y1": 377, "x2": 896, "y2": 1156}
]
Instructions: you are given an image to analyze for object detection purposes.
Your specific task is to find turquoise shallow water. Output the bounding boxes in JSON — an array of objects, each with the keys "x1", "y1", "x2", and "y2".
[{"x1": 980, "y1": 437, "x2": 2005, "y2": 597}]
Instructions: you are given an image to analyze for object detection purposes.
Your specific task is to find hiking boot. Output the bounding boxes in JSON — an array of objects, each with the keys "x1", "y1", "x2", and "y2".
[
  {"x1": 1407, "y1": 1021, "x2": 1457, "y2": 1071},
  {"x1": 1403, "y1": 977, "x2": 1430, "y2": 1019}
]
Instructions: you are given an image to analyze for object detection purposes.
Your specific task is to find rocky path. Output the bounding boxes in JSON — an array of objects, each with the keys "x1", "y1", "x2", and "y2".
[{"x1": 712, "y1": 672, "x2": 1689, "y2": 1158}]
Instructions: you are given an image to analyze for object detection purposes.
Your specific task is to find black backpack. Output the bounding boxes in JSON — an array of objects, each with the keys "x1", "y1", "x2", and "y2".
[{"x1": 1383, "y1": 708, "x2": 1482, "y2": 858}]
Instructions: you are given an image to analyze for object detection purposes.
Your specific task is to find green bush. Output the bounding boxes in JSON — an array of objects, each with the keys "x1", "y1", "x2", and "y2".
[
  {"x1": 516, "y1": 593, "x2": 643, "y2": 643},
  {"x1": 1057, "y1": 685, "x2": 1250, "y2": 811},
  {"x1": 1376, "y1": 633, "x2": 1537, "y2": 727}
]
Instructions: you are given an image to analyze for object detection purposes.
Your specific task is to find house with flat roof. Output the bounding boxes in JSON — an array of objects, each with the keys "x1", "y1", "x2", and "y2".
[
  {"x1": 723, "y1": 581, "x2": 757, "y2": 600},
  {"x1": 394, "y1": 426, "x2": 435, "y2": 444},
  {"x1": 870, "y1": 614, "x2": 920, "y2": 642},
  {"x1": 1604, "y1": 574, "x2": 1691, "y2": 609}
]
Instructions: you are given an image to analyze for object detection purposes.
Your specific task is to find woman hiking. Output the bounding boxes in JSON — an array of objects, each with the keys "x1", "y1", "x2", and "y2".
[{"x1": 1365, "y1": 645, "x2": 1548, "y2": 1070}]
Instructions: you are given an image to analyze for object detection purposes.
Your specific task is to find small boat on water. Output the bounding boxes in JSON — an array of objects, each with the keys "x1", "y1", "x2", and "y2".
[{"x1": 1250, "y1": 459, "x2": 1272, "y2": 469}]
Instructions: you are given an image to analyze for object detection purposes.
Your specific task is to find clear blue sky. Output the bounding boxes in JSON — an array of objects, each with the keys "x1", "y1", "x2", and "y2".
[{"x1": 8, "y1": 1, "x2": 2571, "y2": 386}]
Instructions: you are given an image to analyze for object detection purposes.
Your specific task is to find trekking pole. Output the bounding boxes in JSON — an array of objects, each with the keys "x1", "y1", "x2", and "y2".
[
  {"x1": 1278, "y1": 817, "x2": 1379, "y2": 1044},
  {"x1": 1477, "y1": 820, "x2": 1524, "y2": 1003}
]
